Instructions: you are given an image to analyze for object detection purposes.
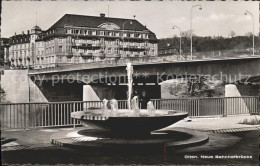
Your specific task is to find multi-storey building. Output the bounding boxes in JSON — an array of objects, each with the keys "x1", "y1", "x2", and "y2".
[
  {"x1": 8, "y1": 26, "x2": 42, "y2": 69},
  {"x1": 6, "y1": 13, "x2": 158, "y2": 69},
  {"x1": 0, "y1": 38, "x2": 10, "y2": 67}
]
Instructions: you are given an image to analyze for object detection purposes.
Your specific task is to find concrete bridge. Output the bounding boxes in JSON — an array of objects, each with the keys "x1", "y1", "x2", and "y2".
[
  {"x1": 29, "y1": 56, "x2": 260, "y2": 84},
  {"x1": 26, "y1": 56, "x2": 260, "y2": 101}
]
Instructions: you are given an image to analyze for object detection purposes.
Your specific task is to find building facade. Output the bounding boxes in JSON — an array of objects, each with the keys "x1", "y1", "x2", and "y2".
[
  {"x1": 0, "y1": 38, "x2": 10, "y2": 67},
  {"x1": 6, "y1": 13, "x2": 158, "y2": 69}
]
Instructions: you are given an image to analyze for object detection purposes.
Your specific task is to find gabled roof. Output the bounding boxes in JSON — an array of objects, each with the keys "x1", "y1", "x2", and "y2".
[{"x1": 48, "y1": 14, "x2": 150, "y2": 32}]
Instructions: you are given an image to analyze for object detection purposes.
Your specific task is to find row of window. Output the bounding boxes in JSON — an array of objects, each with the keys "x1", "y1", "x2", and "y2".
[
  {"x1": 72, "y1": 47, "x2": 155, "y2": 56},
  {"x1": 65, "y1": 29, "x2": 149, "y2": 39},
  {"x1": 11, "y1": 43, "x2": 30, "y2": 50},
  {"x1": 74, "y1": 39, "x2": 155, "y2": 47},
  {"x1": 159, "y1": 49, "x2": 178, "y2": 54}
]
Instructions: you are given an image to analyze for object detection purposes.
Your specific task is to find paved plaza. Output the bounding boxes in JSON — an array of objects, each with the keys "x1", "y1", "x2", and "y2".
[{"x1": 1, "y1": 114, "x2": 259, "y2": 165}]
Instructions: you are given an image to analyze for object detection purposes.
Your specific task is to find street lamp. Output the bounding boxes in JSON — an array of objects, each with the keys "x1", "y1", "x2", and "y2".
[
  {"x1": 190, "y1": 4, "x2": 202, "y2": 60},
  {"x1": 173, "y1": 25, "x2": 182, "y2": 56},
  {"x1": 122, "y1": 20, "x2": 133, "y2": 57},
  {"x1": 244, "y1": 10, "x2": 255, "y2": 56}
]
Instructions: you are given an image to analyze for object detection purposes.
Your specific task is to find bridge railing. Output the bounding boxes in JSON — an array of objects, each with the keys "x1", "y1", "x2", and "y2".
[
  {"x1": 0, "y1": 97, "x2": 259, "y2": 130},
  {"x1": 151, "y1": 96, "x2": 259, "y2": 117},
  {"x1": 0, "y1": 101, "x2": 102, "y2": 130}
]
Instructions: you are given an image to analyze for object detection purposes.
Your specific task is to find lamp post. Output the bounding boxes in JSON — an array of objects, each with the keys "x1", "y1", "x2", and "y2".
[
  {"x1": 190, "y1": 4, "x2": 202, "y2": 60},
  {"x1": 122, "y1": 20, "x2": 133, "y2": 57},
  {"x1": 244, "y1": 10, "x2": 255, "y2": 56},
  {"x1": 173, "y1": 25, "x2": 182, "y2": 56}
]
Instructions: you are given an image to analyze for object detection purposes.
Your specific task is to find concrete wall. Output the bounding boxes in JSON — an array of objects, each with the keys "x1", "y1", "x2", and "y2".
[
  {"x1": 35, "y1": 80, "x2": 85, "y2": 102},
  {"x1": 236, "y1": 84, "x2": 260, "y2": 97},
  {"x1": 1, "y1": 70, "x2": 47, "y2": 103}
]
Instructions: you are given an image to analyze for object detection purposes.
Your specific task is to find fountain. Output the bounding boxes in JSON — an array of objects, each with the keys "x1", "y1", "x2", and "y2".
[
  {"x1": 51, "y1": 63, "x2": 208, "y2": 150},
  {"x1": 71, "y1": 63, "x2": 188, "y2": 135}
]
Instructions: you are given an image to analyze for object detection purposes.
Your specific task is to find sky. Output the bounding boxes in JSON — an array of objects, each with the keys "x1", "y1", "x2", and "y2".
[{"x1": 1, "y1": 1, "x2": 259, "y2": 39}]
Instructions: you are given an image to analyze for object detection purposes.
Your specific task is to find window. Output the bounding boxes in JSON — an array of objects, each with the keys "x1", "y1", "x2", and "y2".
[
  {"x1": 58, "y1": 38, "x2": 63, "y2": 43},
  {"x1": 114, "y1": 48, "x2": 119, "y2": 54},
  {"x1": 59, "y1": 46, "x2": 62, "y2": 52},
  {"x1": 88, "y1": 30, "x2": 92, "y2": 35},
  {"x1": 100, "y1": 38, "x2": 105, "y2": 45},
  {"x1": 107, "y1": 48, "x2": 112, "y2": 54},
  {"x1": 57, "y1": 56, "x2": 62, "y2": 62},
  {"x1": 135, "y1": 33, "x2": 140, "y2": 38},
  {"x1": 144, "y1": 41, "x2": 148, "y2": 47},
  {"x1": 115, "y1": 39, "x2": 120, "y2": 45},
  {"x1": 66, "y1": 29, "x2": 71, "y2": 34},
  {"x1": 145, "y1": 50, "x2": 149, "y2": 56},
  {"x1": 151, "y1": 49, "x2": 155, "y2": 56}
]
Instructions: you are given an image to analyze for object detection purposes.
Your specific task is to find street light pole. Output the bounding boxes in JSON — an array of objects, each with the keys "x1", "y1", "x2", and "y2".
[
  {"x1": 244, "y1": 10, "x2": 254, "y2": 56},
  {"x1": 173, "y1": 25, "x2": 182, "y2": 56},
  {"x1": 190, "y1": 4, "x2": 202, "y2": 60}
]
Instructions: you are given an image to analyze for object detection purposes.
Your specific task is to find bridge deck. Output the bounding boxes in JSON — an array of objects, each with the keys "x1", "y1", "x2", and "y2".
[{"x1": 28, "y1": 56, "x2": 260, "y2": 75}]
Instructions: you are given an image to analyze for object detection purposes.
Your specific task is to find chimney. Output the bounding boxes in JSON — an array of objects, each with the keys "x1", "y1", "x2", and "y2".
[
  {"x1": 15, "y1": 32, "x2": 16, "y2": 36},
  {"x1": 27, "y1": 30, "x2": 30, "y2": 35},
  {"x1": 100, "y1": 13, "x2": 105, "y2": 17},
  {"x1": 22, "y1": 31, "x2": 24, "y2": 35}
]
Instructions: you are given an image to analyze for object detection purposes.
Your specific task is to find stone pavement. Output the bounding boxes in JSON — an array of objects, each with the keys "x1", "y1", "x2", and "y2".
[
  {"x1": 170, "y1": 114, "x2": 260, "y2": 132},
  {"x1": 1, "y1": 114, "x2": 260, "y2": 151}
]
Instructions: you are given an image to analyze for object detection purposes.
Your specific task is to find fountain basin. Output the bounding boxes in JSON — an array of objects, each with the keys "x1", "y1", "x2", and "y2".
[{"x1": 71, "y1": 110, "x2": 188, "y2": 135}]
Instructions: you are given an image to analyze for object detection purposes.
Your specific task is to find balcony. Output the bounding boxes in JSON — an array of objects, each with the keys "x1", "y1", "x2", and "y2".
[
  {"x1": 119, "y1": 45, "x2": 147, "y2": 51},
  {"x1": 66, "y1": 53, "x2": 73, "y2": 59},
  {"x1": 80, "y1": 53, "x2": 93, "y2": 59},
  {"x1": 72, "y1": 43, "x2": 101, "y2": 49},
  {"x1": 97, "y1": 51, "x2": 106, "y2": 60},
  {"x1": 26, "y1": 56, "x2": 30, "y2": 61}
]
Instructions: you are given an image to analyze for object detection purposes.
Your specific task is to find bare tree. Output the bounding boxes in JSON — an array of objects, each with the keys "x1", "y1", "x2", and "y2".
[
  {"x1": 245, "y1": 32, "x2": 253, "y2": 37},
  {"x1": 229, "y1": 31, "x2": 236, "y2": 38}
]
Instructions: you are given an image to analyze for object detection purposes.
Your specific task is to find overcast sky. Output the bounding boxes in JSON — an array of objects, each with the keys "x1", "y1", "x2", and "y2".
[{"x1": 2, "y1": 1, "x2": 259, "y2": 39}]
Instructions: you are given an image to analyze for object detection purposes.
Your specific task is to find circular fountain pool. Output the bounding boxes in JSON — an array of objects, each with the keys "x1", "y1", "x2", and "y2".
[{"x1": 71, "y1": 110, "x2": 188, "y2": 135}]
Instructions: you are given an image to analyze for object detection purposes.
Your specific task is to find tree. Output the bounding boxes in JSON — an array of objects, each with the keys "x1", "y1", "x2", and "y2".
[
  {"x1": 229, "y1": 31, "x2": 236, "y2": 38},
  {"x1": 245, "y1": 32, "x2": 253, "y2": 37}
]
